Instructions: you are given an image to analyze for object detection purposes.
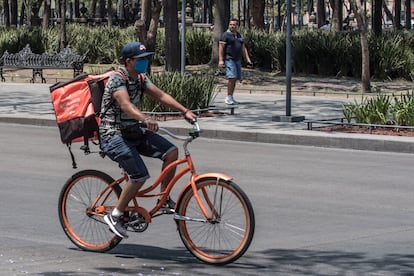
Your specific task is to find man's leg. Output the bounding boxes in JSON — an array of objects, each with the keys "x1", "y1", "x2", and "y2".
[
  {"x1": 115, "y1": 180, "x2": 145, "y2": 211},
  {"x1": 136, "y1": 131, "x2": 178, "y2": 210},
  {"x1": 161, "y1": 148, "x2": 179, "y2": 192},
  {"x1": 225, "y1": 59, "x2": 239, "y2": 104},
  {"x1": 104, "y1": 180, "x2": 145, "y2": 238},
  {"x1": 227, "y1": 78, "x2": 237, "y2": 97},
  {"x1": 101, "y1": 135, "x2": 150, "y2": 238}
]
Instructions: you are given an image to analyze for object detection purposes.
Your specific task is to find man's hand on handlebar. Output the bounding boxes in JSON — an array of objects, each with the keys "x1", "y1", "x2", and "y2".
[
  {"x1": 183, "y1": 109, "x2": 198, "y2": 124},
  {"x1": 144, "y1": 117, "x2": 159, "y2": 132}
]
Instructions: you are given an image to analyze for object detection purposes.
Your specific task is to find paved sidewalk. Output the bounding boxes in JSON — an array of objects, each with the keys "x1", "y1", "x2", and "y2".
[{"x1": 1, "y1": 82, "x2": 414, "y2": 153}]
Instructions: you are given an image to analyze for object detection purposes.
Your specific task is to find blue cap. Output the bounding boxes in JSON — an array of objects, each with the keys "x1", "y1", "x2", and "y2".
[{"x1": 121, "y1": 42, "x2": 154, "y2": 59}]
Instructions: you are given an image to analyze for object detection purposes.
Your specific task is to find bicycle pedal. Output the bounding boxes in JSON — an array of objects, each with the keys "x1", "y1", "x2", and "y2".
[{"x1": 160, "y1": 207, "x2": 175, "y2": 214}]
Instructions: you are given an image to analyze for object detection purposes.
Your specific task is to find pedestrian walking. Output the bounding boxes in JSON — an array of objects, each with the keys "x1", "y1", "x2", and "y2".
[{"x1": 218, "y1": 18, "x2": 252, "y2": 105}]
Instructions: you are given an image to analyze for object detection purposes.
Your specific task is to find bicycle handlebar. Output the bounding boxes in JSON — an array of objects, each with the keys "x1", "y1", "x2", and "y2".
[{"x1": 158, "y1": 121, "x2": 201, "y2": 142}]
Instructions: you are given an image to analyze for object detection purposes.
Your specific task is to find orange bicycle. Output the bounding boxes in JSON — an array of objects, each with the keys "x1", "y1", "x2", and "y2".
[{"x1": 58, "y1": 122, "x2": 255, "y2": 265}]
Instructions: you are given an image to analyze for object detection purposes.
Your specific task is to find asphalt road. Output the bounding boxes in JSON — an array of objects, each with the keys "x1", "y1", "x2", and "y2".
[{"x1": 1, "y1": 123, "x2": 414, "y2": 275}]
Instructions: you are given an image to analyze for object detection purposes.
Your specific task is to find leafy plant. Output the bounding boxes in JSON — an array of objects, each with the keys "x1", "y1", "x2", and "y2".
[
  {"x1": 141, "y1": 72, "x2": 216, "y2": 112},
  {"x1": 186, "y1": 30, "x2": 212, "y2": 65},
  {"x1": 343, "y1": 103, "x2": 356, "y2": 123},
  {"x1": 392, "y1": 92, "x2": 414, "y2": 126},
  {"x1": 343, "y1": 91, "x2": 414, "y2": 126}
]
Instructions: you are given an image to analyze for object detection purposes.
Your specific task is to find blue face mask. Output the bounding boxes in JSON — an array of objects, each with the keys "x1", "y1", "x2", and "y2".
[{"x1": 134, "y1": 59, "x2": 149, "y2": 73}]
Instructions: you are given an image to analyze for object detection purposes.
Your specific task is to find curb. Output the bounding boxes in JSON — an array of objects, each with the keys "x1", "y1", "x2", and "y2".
[
  {"x1": 0, "y1": 117, "x2": 57, "y2": 127},
  {"x1": 2, "y1": 116, "x2": 413, "y2": 154}
]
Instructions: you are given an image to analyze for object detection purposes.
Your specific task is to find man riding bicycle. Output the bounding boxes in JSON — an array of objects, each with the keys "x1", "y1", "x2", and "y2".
[{"x1": 100, "y1": 42, "x2": 197, "y2": 238}]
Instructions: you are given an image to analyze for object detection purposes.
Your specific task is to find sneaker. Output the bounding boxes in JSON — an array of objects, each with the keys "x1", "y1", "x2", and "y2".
[
  {"x1": 225, "y1": 96, "x2": 235, "y2": 105},
  {"x1": 225, "y1": 96, "x2": 239, "y2": 105},
  {"x1": 231, "y1": 96, "x2": 240, "y2": 104},
  {"x1": 158, "y1": 197, "x2": 176, "y2": 213},
  {"x1": 104, "y1": 213, "x2": 128, "y2": 239}
]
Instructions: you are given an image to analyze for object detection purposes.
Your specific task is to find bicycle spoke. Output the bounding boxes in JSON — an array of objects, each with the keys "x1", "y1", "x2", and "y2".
[
  {"x1": 177, "y1": 178, "x2": 254, "y2": 264},
  {"x1": 59, "y1": 170, "x2": 123, "y2": 252}
]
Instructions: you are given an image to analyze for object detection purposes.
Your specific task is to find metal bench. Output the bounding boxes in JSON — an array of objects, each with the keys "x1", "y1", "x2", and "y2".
[{"x1": 0, "y1": 44, "x2": 85, "y2": 83}]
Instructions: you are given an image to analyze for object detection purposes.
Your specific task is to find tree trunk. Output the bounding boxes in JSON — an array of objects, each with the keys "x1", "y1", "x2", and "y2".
[
  {"x1": 10, "y1": 0, "x2": 17, "y2": 27},
  {"x1": 405, "y1": 0, "x2": 411, "y2": 29},
  {"x1": 91, "y1": 0, "x2": 97, "y2": 17},
  {"x1": 204, "y1": 0, "x2": 213, "y2": 24},
  {"x1": 382, "y1": 1, "x2": 393, "y2": 24},
  {"x1": 107, "y1": 0, "x2": 113, "y2": 26},
  {"x1": 19, "y1": 1, "x2": 25, "y2": 26},
  {"x1": 210, "y1": 0, "x2": 229, "y2": 67},
  {"x1": 350, "y1": 0, "x2": 371, "y2": 93},
  {"x1": 43, "y1": 0, "x2": 51, "y2": 28},
  {"x1": 74, "y1": 0, "x2": 79, "y2": 18},
  {"x1": 147, "y1": 0, "x2": 162, "y2": 51},
  {"x1": 330, "y1": 0, "x2": 343, "y2": 31},
  {"x1": 249, "y1": 0, "x2": 265, "y2": 29},
  {"x1": 60, "y1": 0, "x2": 67, "y2": 50},
  {"x1": 98, "y1": 0, "x2": 105, "y2": 18},
  {"x1": 163, "y1": 0, "x2": 180, "y2": 71},
  {"x1": 3, "y1": 0, "x2": 10, "y2": 27},
  {"x1": 372, "y1": 0, "x2": 382, "y2": 35},
  {"x1": 142, "y1": 0, "x2": 151, "y2": 28},
  {"x1": 135, "y1": 0, "x2": 162, "y2": 52},
  {"x1": 394, "y1": 0, "x2": 402, "y2": 29},
  {"x1": 317, "y1": 0, "x2": 326, "y2": 27}
]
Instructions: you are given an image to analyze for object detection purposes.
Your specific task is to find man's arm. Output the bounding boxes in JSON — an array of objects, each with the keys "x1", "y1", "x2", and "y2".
[
  {"x1": 218, "y1": 41, "x2": 226, "y2": 67},
  {"x1": 242, "y1": 44, "x2": 252, "y2": 65}
]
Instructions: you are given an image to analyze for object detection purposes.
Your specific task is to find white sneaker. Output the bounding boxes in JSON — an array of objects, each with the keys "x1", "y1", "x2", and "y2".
[
  {"x1": 231, "y1": 96, "x2": 240, "y2": 104},
  {"x1": 225, "y1": 96, "x2": 238, "y2": 105}
]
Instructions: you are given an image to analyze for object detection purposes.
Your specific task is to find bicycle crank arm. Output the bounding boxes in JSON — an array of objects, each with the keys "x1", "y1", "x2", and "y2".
[{"x1": 173, "y1": 214, "x2": 207, "y2": 223}]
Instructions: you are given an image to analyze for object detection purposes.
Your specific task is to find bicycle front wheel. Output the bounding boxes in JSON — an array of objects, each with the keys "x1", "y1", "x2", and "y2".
[
  {"x1": 58, "y1": 169, "x2": 123, "y2": 252},
  {"x1": 176, "y1": 178, "x2": 255, "y2": 265}
]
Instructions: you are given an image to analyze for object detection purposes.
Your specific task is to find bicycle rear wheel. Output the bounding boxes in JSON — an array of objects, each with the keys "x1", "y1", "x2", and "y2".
[
  {"x1": 58, "y1": 169, "x2": 123, "y2": 252},
  {"x1": 176, "y1": 178, "x2": 255, "y2": 265}
]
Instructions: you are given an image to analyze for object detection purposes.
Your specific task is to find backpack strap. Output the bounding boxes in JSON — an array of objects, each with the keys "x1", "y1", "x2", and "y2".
[
  {"x1": 139, "y1": 73, "x2": 145, "y2": 100},
  {"x1": 99, "y1": 69, "x2": 129, "y2": 118},
  {"x1": 67, "y1": 142, "x2": 77, "y2": 169}
]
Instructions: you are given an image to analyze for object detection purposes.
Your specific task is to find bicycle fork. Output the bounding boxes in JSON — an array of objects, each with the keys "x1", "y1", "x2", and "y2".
[{"x1": 174, "y1": 174, "x2": 232, "y2": 223}]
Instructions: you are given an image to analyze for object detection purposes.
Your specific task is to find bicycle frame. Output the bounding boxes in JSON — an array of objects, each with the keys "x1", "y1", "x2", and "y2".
[{"x1": 90, "y1": 123, "x2": 233, "y2": 224}]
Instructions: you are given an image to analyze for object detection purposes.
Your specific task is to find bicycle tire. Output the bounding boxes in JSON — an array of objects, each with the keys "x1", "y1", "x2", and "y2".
[
  {"x1": 58, "y1": 169, "x2": 123, "y2": 252},
  {"x1": 176, "y1": 178, "x2": 255, "y2": 265}
]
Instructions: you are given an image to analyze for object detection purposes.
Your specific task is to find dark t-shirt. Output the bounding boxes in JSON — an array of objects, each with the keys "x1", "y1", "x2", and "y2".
[{"x1": 220, "y1": 30, "x2": 244, "y2": 61}]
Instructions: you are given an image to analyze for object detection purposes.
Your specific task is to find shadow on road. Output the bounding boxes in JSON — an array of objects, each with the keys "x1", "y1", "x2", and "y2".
[{"x1": 73, "y1": 244, "x2": 414, "y2": 275}]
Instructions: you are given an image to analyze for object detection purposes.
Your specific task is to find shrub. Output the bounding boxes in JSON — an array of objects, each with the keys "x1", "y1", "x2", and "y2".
[
  {"x1": 343, "y1": 91, "x2": 414, "y2": 126},
  {"x1": 0, "y1": 26, "x2": 413, "y2": 80},
  {"x1": 186, "y1": 30, "x2": 212, "y2": 65},
  {"x1": 244, "y1": 28, "x2": 282, "y2": 71},
  {"x1": 141, "y1": 72, "x2": 216, "y2": 112}
]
